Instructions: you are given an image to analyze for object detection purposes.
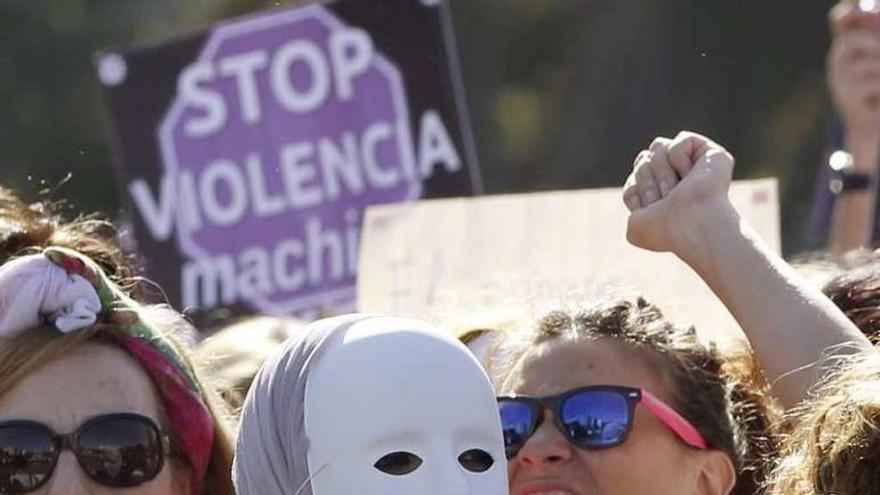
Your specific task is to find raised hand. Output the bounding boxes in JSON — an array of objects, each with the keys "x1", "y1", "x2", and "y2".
[
  {"x1": 623, "y1": 131, "x2": 735, "y2": 257},
  {"x1": 622, "y1": 131, "x2": 872, "y2": 410}
]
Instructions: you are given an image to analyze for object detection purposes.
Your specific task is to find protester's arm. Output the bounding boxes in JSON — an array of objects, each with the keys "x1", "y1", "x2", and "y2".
[
  {"x1": 623, "y1": 131, "x2": 873, "y2": 409},
  {"x1": 827, "y1": 1, "x2": 880, "y2": 254},
  {"x1": 828, "y1": 144, "x2": 878, "y2": 255}
]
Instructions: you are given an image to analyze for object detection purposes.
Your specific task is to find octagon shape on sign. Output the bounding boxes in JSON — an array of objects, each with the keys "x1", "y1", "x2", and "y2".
[{"x1": 158, "y1": 5, "x2": 420, "y2": 314}]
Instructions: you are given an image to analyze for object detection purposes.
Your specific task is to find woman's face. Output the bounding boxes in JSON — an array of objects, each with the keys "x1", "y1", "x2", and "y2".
[
  {"x1": 0, "y1": 341, "x2": 188, "y2": 494},
  {"x1": 501, "y1": 338, "x2": 708, "y2": 495}
]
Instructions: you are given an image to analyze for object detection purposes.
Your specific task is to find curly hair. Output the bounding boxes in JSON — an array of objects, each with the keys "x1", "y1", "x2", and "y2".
[
  {"x1": 766, "y1": 350, "x2": 880, "y2": 495},
  {"x1": 822, "y1": 259, "x2": 880, "y2": 344},
  {"x1": 493, "y1": 297, "x2": 780, "y2": 495}
]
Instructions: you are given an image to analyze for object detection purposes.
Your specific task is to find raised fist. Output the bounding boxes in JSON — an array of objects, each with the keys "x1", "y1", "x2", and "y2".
[{"x1": 623, "y1": 131, "x2": 735, "y2": 255}]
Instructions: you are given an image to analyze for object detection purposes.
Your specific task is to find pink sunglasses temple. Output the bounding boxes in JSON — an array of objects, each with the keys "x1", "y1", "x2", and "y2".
[{"x1": 640, "y1": 390, "x2": 708, "y2": 450}]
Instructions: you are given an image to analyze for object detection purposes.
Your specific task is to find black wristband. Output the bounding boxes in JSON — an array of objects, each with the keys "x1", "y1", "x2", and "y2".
[
  {"x1": 830, "y1": 172, "x2": 873, "y2": 194},
  {"x1": 829, "y1": 150, "x2": 875, "y2": 194}
]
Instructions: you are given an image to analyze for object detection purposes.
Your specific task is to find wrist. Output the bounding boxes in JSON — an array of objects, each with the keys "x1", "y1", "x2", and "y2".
[
  {"x1": 670, "y1": 198, "x2": 740, "y2": 268},
  {"x1": 829, "y1": 150, "x2": 875, "y2": 195},
  {"x1": 844, "y1": 133, "x2": 880, "y2": 172}
]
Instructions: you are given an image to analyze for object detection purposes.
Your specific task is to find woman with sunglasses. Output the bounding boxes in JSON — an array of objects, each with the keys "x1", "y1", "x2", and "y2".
[
  {"x1": 494, "y1": 299, "x2": 775, "y2": 495},
  {"x1": 493, "y1": 130, "x2": 874, "y2": 495},
  {"x1": 0, "y1": 187, "x2": 236, "y2": 494}
]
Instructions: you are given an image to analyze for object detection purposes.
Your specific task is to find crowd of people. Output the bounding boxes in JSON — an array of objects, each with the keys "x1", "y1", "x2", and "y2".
[
  {"x1": 3, "y1": 1, "x2": 880, "y2": 494},
  {"x1": 1, "y1": 133, "x2": 877, "y2": 494}
]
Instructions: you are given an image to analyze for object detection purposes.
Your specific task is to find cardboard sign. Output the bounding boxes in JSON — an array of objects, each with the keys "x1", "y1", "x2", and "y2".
[
  {"x1": 357, "y1": 180, "x2": 780, "y2": 343},
  {"x1": 97, "y1": 0, "x2": 478, "y2": 316}
]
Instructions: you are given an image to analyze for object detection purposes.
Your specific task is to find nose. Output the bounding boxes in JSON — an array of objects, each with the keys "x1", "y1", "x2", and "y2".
[
  {"x1": 423, "y1": 452, "x2": 470, "y2": 495},
  {"x1": 43, "y1": 451, "x2": 94, "y2": 494},
  {"x1": 515, "y1": 410, "x2": 574, "y2": 467},
  {"x1": 446, "y1": 470, "x2": 470, "y2": 495}
]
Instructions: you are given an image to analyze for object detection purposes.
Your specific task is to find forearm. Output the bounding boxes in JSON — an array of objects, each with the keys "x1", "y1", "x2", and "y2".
[
  {"x1": 829, "y1": 134, "x2": 880, "y2": 254},
  {"x1": 677, "y1": 201, "x2": 872, "y2": 409},
  {"x1": 829, "y1": 191, "x2": 875, "y2": 254}
]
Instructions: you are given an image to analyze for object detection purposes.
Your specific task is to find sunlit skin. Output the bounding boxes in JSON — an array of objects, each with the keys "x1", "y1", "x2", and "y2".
[
  {"x1": 0, "y1": 342, "x2": 189, "y2": 494},
  {"x1": 501, "y1": 338, "x2": 733, "y2": 495}
]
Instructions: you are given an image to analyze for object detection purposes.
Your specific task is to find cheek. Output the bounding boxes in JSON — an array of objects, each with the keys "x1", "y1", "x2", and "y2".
[
  {"x1": 574, "y1": 448, "x2": 688, "y2": 495},
  {"x1": 169, "y1": 465, "x2": 193, "y2": 495},
  {"x1": 575, "y1": 447, "x2": 641, "y2": 485},
  {"x1": 586, "y1": 432, "x2": 694, "y2": 493},
  {"x1": 133, "y1": 464, "x2": 190, "y2": 495}
]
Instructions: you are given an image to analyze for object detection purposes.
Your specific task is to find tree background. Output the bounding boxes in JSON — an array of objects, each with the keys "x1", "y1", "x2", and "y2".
[{"x1": 0, "y1": 0, "x2": 833, "y2": 254}]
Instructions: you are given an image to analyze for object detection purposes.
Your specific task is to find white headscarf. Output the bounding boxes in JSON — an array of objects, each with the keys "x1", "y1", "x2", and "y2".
[
  {"x1": 0, "y1": 253, "x2": 102, "y2": 336},
  {"x1": 232, "y1": 314, "x2": 369, "y2": 495},
  {"x1": 232, "y1": 313, "x2": 508, "y2": 495}
]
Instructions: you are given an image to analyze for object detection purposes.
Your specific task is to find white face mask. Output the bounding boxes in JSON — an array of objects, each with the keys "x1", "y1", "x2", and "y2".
[{"x1": 303, "y1": 316, "x2": 508, "y2": 495}]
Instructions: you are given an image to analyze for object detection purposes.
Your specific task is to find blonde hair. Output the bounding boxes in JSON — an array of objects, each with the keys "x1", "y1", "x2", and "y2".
[
  {"x1": 196, "y1": 316, "x2": 305, "y2": 414},
  {"x1": 767, "y1": 350, "x2": 880, "y2": 495}
]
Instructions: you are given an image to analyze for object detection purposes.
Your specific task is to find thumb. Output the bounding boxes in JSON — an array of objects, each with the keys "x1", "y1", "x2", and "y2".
[{"x1": 626, "y1": 200, "x2": 667, "y2": 252}]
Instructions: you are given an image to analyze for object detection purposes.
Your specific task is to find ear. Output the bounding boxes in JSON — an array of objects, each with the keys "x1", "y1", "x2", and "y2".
[{"x1": 695, "y1": 450, "x2": 736, "y2": 495}]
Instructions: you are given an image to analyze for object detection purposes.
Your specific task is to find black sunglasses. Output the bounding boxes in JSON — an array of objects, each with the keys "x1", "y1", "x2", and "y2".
[
  {"x1": 0, "y1": 413, "x2": 170, "y2": 493},
  {"x1": 498, "y1": 385, "x2": 706, "y2": 459}
]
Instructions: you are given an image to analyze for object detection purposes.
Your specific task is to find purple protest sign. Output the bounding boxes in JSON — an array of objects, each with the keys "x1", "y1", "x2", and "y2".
[
  {"x1": 98, "y1": 0, "x2": 478, "y2": 318},
  {"x1": 159, "y1": 6, "x2": 420, "y2": 313}
]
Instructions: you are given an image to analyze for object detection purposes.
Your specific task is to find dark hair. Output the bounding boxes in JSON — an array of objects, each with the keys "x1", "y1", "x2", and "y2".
[
  {"x1": 822, "y1": 259, "x2": 880, "y2": 344},
  {"x1": 495, "y1": 297, "x2": 780, "y2": 495},
  {"x1": 0, "y1": 186, "x2": 137, "y2": 284}
]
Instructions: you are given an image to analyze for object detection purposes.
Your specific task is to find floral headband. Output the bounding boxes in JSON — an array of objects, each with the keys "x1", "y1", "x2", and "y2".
[{"x1": 0, "y1": 247, "x2": 214, "y2": 494}]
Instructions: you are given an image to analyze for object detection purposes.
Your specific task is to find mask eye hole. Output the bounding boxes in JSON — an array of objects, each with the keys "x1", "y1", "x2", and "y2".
[
  {"x1": 374, "y1": 451, "x2": 423, "y2": 475},
  {"x1": 458, "y1": 449, "x2": 494, "y2": 473}
]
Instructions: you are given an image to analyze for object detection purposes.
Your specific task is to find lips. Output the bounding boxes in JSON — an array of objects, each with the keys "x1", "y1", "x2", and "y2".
[{"x1": 513, "y1": 480, "x2": 582, "y2": 495}]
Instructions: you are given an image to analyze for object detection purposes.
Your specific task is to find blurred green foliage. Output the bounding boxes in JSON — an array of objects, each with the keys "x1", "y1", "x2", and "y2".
[{"x1": 0, "y1": 0, "x2": 832, "y2": 253}]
